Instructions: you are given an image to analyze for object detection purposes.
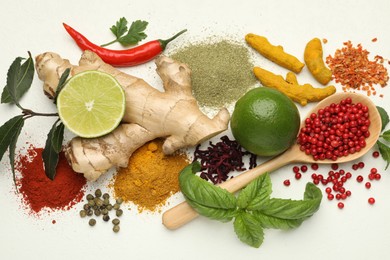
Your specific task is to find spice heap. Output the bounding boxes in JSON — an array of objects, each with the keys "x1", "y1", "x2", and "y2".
[
  {"x1": 112, "y1": 139, "x2": 189, "y2": 213},
  {"x1": 170, "y1": 40, "x2": 256, "y2": 108},
  {"x1": 297, "y1": 97, "x2": 370, "y2": 161},
  {"x1": 326, "y1": 41, "x2": 389, "y2": 96},
  {"x1": 79, "y1": 189, "x2": 123, "y2": 233},
  {"x1": 193, "y1": 135, "x2": 257, "y2": 184},
  {"x1": 17, "y1": 147, "x2": 86, "y2": 213}
]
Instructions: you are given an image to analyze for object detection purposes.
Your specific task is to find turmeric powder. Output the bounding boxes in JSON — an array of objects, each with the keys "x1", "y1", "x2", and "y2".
[
  {"x1": 304, "y1": 38, "x2": 332, "y2": 85},
  {"x1": 245, "y1": 33, "x2": 305, "y2": 73},
  {"x1": 253, "y1": 67, "x2": 336, "y2": 106},
  {"x1": 112, "y1": 139, "x2": 189, "y2": 213}
]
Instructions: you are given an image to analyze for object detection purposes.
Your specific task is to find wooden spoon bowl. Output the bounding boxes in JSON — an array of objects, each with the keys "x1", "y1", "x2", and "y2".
[{"x1": 162, "y1": 92, "x2": 382, "y2": 230}]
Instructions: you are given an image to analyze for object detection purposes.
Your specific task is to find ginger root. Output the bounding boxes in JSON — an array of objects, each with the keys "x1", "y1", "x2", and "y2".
[
  {"x1": 253, "y1": 66, "x2": 336, "y2": 106},
  {"x1": 304, "y1": 38, "x2": 332, "y2": 85},
  {"x1": 35, "y1": 51, "x2": 230, "y2": 181},
  {"x1": 246, "y1": 33, "x2": 305, "y2": 73}
]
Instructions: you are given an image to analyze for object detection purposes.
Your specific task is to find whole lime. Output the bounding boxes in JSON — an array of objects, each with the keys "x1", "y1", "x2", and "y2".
[{"x1": 230, "y1": 87, "x2": 300, "y2": 156}]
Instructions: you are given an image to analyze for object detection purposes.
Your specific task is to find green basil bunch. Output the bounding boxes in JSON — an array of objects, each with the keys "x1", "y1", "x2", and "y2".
[{"x1": 179, "y1": 162, "x2": 323, "y2": 248}]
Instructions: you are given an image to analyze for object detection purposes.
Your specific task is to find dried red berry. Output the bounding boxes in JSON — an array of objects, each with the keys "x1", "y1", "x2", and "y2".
[
  {"x1": 368, "y1": 197, "x2": 375, "y2": 205},
  {"x1": 283, "y1": 180, "x2": 291, "y2": 186}
]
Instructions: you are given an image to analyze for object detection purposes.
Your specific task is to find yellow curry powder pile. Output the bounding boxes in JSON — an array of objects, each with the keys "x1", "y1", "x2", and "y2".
[{"x1": 112, "y1": 139, "x2": 189, "y2": 213}]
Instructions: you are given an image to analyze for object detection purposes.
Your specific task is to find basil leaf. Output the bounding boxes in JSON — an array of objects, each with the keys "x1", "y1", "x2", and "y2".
[
  {"x1": 237, "y1": 173, "x2": 272, "y2": 210},
  {"x1": 185, "y1": 197, "x2": 237, "y2": 222},
  {"x1": 53, "y1": 68, "x2": 70, "y2": 103},
  {"x1": 234, "y1": 212, "x2": 264, "y2": 248},
  {"x1": 254, "y1": 212, "x2": 304, "y2": 230},
  {"x1": 377, "y1": 140, "x2": 390, "y2": 170},
  {"x1": 381, "y1": 130, "x2": 390, "y2": 142},
  {"x1": 258, "y1": 183, "x2": 322, "y2": 220},
  {"x1": 2, "y1": 52, "x2": 34, "y2": 106},
  {"x1": 377, "y1": 106, "x2": 389, "y2": 132},
  {"x1": 42, "y1": 121, "x2": 63, "y2": 180},
  {"x1": 179, "y1": 162, "x2": 237, "y2": 221},
  {"x1": 0, "y1": 115, "x2": 25, "y2": 162}
]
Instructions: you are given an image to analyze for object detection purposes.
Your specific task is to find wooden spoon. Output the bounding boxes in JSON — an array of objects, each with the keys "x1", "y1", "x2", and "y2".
[{"x1": 162, "y1": 92, "x2": 382, "y2": 230}]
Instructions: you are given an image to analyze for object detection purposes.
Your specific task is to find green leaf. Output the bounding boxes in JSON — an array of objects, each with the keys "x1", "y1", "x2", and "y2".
[
  {"x1": 110, "y1": 17, "x2": 128, "y2": 39},
  {"x1": 118, "y1": 20, "x2": 148, "y2": 46},
  {"x1": 377, "y1": 140, "x2": 390, "y2": 170},
  {"x1": 381, "y1": 130, "x2": 390, "y2": 142},
  {"x1": 233, "y1": 212, "x2": 264, "y2": 248},
  {"x1": 102, "y1": 19, "x2": 148, "y2": 47},
  {"x1": 8, "y1": 117, "x2": 24, "y2": 184},
  {"x1": 53, "y1": 68, "x2": 71, "y2": 103},
  {"x1": 254, "y1": 212, "x2": 304, "y2": 230},
  {"x1": 179, "y1": 162, "x2": 237, "y2": 222},
  {"x1": 1, "y1": 52, "x2": 34, "y2": 106},
  {"x1": 258, "y1": 183, "x2": 322, "y2": 220},
  {"x1": 237, "y1": 173, "x2": 272, "y2": 210},
  {"x1": 377, "y1": 106, "x2": 389, "y2": 132},
  {"x1": 42, "y1": 120, "x2": 64, "y2": 180},
  {"x1": 0, "y1": 115, "x2": 25, "y2": 162}
]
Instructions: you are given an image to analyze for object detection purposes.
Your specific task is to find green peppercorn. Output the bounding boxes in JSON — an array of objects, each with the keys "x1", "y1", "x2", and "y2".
[
  {"x1": 103, "y1": 215, "x2": 110, "y2": 222},
  {"x1": 87, "y1": 209, "x2": 93, "y2": 216},
  {"x1": 83, "y1": 204, "x2": 90, "y2": 211},
  {"x1": 89, "y1": 219, "x2": 96, "y2": 226},
  {"x1": 88, "y1": 200, "x2": 95, "y2": 207},
  {"x1": 94, "y1": 209, "x2": 101, "y2": 217},
  {"x1": 94, "y1": 198, "x2": 103, "y2": 207},
  {"x1": 116, "y1": 198, "x2": 123, "y2": 204},
  {"x1": 103, "y1": 198, "x2": 110, "y2": 206},
  {"x1": 113, "y1": 225, "x2": 120, "y2": 233},
  {"x1": 112, "y1": 218, "x2": 120, "y2": 225},
  {"x1": 86, "y1": 194, "x2": 94, "y2": 201},
  {"x1": 79, "y1": 210, "x2": 87, "y2": 218},
  {"x1": 95, "y1": 189, "x2": 102, "y2": 197},
  {"x1": 103, "y1": 193, "x2": 110, "y2": 200},
  {"x1": 113, "y1": 203, "x2": 120, "y2": 210},
  {"x1": 93, "y1": 205, "x2": 99, "y2": 210},
  {"x1": 116, "y1": 209, "x2": 123, "y2": 217},
  {"x1": 106, "y1": 204, "x2": 113, "y2": 211},
  {"x1": 101, "y1": 208, "x2": 109, "y2": 215}
]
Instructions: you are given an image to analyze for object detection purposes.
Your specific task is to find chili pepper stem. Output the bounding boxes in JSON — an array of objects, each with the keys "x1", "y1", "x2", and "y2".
[{"x1": 159, "y1": 29, "x2": 187, "y2": 50}]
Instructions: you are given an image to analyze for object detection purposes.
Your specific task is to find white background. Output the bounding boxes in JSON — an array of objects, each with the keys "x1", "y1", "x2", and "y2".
[{"x1": 1, "y1": 0, "x2": 390, "y2": 259}]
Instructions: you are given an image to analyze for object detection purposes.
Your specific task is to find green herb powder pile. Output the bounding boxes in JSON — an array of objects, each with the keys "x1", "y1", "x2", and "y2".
[{"x1": 171, "y1": 40, "x2": 256, "y2": 108}]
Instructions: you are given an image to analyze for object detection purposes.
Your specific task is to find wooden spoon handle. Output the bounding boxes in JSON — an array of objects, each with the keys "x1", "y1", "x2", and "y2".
[{"x1": 162, "y1": 147, "x2": 299, "y2": 230}]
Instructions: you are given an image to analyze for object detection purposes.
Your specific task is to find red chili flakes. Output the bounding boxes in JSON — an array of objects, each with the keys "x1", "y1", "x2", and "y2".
[
  {"x1": 372, "y1": 37, "x2": 378, "y2": 42},
  {"x1": 322, "y1": 38, "x2": 328, "y2": 44},
  {"x1": 326, "y1": 41, "x2": 389, "y2": 96}
]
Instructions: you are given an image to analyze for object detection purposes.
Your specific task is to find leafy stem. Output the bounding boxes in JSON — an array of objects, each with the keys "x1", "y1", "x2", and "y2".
[{"x1": 0, "y1": 52, "x2": 69, "y2": 188}]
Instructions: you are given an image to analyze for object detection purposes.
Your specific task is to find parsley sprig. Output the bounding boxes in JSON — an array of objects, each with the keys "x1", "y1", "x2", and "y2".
[
  {"x1": 100, "y1": 18, "x2": 148, "y2": 47},
  {"x1": 377, "y1": 106, "x2": 390, "y2": 169}
]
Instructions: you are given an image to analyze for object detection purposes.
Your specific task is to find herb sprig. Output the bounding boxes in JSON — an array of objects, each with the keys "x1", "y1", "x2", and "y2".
[
  {"x1": 100, "y1": 18, "x2": 148, "y2": 47},
  {"x1": 376, "y1": 106, "x2": 390, "y2": 170},
  {"x1": 179, "y1": 163, "x2": 322, "y2": 248},
  {"x1": 0, "y1": 53, "x2": 69, "y2": 185}
]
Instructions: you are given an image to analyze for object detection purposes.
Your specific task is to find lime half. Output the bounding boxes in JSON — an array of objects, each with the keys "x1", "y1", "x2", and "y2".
[{"x1": 57, "y1": 70, "x2": 126, "y2": 138}]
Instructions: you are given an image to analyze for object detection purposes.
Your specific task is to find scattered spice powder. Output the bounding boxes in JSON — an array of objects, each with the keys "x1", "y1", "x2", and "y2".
[
  {"x1": 17, "y1": 146, "x2": 87, "y2": 214},
  {"x1": 112, "y1": 139, "x2": 189, "y2": 213},
  {"x1": 326, "y1": 41, "x2": 389, "y2": 96},
  {"x1": 170, "y1": 40, "x2": 257, "y2": 108},
  {"x1": 193, "y1": 135, "x2": 257, "y2": 184}
]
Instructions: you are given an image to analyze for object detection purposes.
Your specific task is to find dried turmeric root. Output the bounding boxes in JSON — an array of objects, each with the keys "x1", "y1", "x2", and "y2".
[
  {"x1": 246, "y1": 33, "x2": 305, "y2": 73},
  {"x1": 253, "y1": 67, "x2": 336, "y2": 106},
  {"x1": 304, "y1": 38, "x2": 332, "y2": 85},
  {"x1": 35, "y1": 51, "x2": 230, "y2": 181}
]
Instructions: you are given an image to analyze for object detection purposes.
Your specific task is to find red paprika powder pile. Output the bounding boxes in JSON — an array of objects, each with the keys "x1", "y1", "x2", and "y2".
[{"x1": 16, "y1": 146, "x2": 87, "y2": 213}]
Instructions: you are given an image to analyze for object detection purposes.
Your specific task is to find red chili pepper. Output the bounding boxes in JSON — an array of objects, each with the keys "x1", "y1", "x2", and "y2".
[{"x1": 63, "y1": 23, "x2": 187, "y2": 67}]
